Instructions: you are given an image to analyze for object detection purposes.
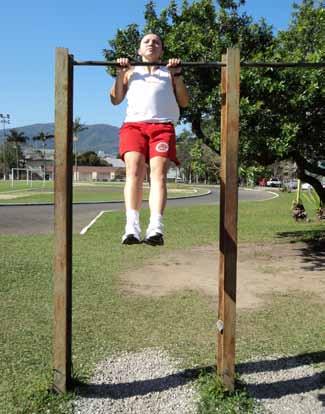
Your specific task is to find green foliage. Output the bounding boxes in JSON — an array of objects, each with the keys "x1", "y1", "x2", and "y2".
[
  {"x1": 77, "y1": 151, "x2": 109, "y2": 166},
  {"x1": 104, "y1": 0, "x2": 325, "y2": 200},
  {"x1": 12, "y1": 383, "x2": 74, "y2": 414},
  {"x1": 177, "y1": 130, "x2": 220, "y2": 182},
  {"x1": 190, "y1": 139, "x2": 205, "y2": 179},
  {"x1": 32, "y1": 132, "x2": 53, "y2": 144},
  {"x1": 103, "y1": 0, "x2": 274, "y2": 138},
  {"x1": 176, "y1": 130, "x2": 194, "y2": 180},
  {"x1": 104, "y1": 24, "x2": 141, "y2": 77},
  {"x1": 3, "y1": 129, "x2": 29, "y2": 172},
  {"x1": 0, "y1": 141, "x2": 23, "y2": 173},
  {"x1": 6, "y1": 129, "x2": 28, "y2": 146},
  {"x1": 196, "y1": 371, "x2": 261, "y2": 414},
  {"x1": 239, "y1": 165, "x2": 271, "y2": 186},
  {"x1": 240, "y1": 0, "x2": 325, "y2": 201}
]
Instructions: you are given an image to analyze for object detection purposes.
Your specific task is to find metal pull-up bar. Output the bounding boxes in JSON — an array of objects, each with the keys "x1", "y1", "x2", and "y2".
[
  {"x1": 73, "y1": 60, "x2": 225, "y2": 68},
  {"x1": 73, "y1": 59, "x2": 325, "y2": 69}
]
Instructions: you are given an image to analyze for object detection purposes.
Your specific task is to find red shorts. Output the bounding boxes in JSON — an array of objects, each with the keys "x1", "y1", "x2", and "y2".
[{"x1": 119, "y1": 122, "x2": 180, "y2": 165}]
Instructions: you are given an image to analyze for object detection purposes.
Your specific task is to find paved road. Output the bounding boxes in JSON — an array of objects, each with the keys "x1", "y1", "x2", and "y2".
[{"x1": 0, "y1": 187, "x2": 276, "y2": 235}]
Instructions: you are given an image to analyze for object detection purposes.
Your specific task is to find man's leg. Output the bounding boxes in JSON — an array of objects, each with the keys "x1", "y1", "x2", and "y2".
[
  {"x1": 145, "y1": 156, "x2": 170, "y2": 245},
  {"x1": 123, "y1": 151, "x2": 146, "y2": 244}
]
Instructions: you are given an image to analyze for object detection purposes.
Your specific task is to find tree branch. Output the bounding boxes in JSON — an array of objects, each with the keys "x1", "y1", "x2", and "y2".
[
  {"x1": 191, "y1": 114, "x2": 205, "y2": 141},
  {"x1": 293, "y1": 152, "x2": 325, "y2": 204},
  {"x1": 293, "y1": 151, "x2": 325, "y2": 177}
]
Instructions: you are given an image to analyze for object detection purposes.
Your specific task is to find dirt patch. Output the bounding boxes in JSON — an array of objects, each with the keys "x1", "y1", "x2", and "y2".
[{"x1": 119, "y1": 241, "x2": 325, "y2": 309}]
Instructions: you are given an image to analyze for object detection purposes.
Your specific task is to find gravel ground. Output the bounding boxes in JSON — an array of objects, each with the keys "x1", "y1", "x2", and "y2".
[
  {"x1": 73, "y1": 348, "x2": 198, "y2": 414},
  {"x1": 238, "y1": 354, "x2": 325, "y2": 414},
  {"x1": 73, "y1": 349, "x2": 325, "y2": 414}
]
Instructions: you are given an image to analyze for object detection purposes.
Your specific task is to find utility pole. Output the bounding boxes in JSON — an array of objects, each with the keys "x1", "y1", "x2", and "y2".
[{"x1": 0, "y1": 114, "x2": 10, "y2": 181}]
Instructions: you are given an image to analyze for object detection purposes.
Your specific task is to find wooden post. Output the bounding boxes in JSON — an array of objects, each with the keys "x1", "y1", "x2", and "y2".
[
  {"x1": 53, "y1": 48, "x2": 74, "y2": 393},
  {"x1": 217, "y1": 48, "x2": 240, "y2": 391}
]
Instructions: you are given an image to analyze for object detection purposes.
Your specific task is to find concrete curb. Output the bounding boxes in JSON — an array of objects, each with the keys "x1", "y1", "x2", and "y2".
[{"x1": 0, "y1": 189, "x2": 212, "y2": 207}]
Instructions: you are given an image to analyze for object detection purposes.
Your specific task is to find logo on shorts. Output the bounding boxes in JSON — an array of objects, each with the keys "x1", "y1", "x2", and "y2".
[{"x1": 155, "y1": 142, "x2": 169, "y2": 153}]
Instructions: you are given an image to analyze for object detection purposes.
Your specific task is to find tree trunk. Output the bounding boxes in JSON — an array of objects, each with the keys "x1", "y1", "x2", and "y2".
[{"x1": 295, "y1": 156, "x2": 325, "y2": 205}]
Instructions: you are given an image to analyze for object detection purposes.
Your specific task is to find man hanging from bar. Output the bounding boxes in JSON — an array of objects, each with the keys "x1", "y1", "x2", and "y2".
[{"x1": 110, "y1": 33, "x2": 189, "y2": 245}]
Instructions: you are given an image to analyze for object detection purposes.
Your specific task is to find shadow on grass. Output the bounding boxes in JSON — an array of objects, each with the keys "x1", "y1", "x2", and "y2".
[
  {"x1": 237, "y1": 351, "x2": 325, "y2": 403},
  {"x1": 74, "y1": 351, "x2": 325, "y2": 403},
  {"x1": 276, "y1": 229, "x2": 325, "y2": 271},
  {"x1": 74, "y1": 366, "x2": 213, "y2": 399}
]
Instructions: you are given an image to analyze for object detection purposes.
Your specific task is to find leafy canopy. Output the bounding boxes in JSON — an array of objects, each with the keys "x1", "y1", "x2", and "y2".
[{"x1": 104, "y1": 0, "x2": 325, "y2": 201}]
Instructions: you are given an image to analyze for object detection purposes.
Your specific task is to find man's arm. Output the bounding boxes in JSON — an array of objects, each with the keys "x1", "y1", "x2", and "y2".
[
  {"x1": 172, "y1": 74, "x2": 189, "y2": 108},
  {"x1": 167, "y1": 58, "x2": 189, "y2": 108},
  {"x1": 110, "y1": 58, "x2": 131, "y2": 105}
]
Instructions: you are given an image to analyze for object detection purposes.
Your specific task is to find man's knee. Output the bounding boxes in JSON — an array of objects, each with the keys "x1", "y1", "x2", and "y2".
[
  {"x1": 150, "y1": 157, "x2": 169, "y2": 182},
  {"x1": 126, "y1": 164, "x2": 145, "y2": 179},
  {"x1": 125, "y1": 153, "x2": 146, "y2": 179}
]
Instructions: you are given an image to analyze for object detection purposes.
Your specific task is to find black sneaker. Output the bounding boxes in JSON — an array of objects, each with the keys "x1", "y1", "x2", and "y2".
[
  {"x1": 144, "y1": 233, "x2": 164, "y2": 246},
  {"x1": 122, "y1": 234, "x2": 141, "y2": 245}
]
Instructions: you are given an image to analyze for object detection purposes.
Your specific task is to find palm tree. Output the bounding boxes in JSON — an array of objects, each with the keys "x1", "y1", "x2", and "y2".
[
  {"x1": 6, "y1": 129, "x2": 29, "y2": 173},
  {"x1": 33, "y1": 132, "x2": 54, "y2": 180},
  {"x1": 73, "y1": 117, "x2": 88, "y2": 181}
]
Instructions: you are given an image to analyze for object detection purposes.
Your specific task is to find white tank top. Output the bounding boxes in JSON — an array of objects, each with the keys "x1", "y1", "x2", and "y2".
[{"x1": 124, "y1": 66, "x2": 180, "y2": 124}]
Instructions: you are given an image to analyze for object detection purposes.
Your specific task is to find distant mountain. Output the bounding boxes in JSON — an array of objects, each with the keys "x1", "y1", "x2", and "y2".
[{"x1": 0, "y1": 123, "x2": 119, "y2": 155}]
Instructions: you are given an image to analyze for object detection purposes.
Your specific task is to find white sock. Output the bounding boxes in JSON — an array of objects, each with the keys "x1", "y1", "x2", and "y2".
[
  {"x1": 147, "y1": 213, "x2": 164, "y2": 236},
  {"x1": 126, "y1": 209, "x2": 139, "y2": 225},
  {"x1": 125, "y1": 209, "x2": 140, "y2": 234}
]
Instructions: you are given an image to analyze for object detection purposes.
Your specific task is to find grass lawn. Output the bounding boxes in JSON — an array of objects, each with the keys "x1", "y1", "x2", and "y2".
[
  {"x1": 0, "y1": 193, "x2": 324, "y2": 413},
  {"x1": 0, "y1": 181, "x2": 207, "y2": 204}
]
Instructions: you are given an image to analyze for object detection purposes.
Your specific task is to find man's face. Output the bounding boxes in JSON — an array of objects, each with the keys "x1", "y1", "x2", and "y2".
[{"x1": 138, "y1": 34, "x2": 163, "y2": 60}]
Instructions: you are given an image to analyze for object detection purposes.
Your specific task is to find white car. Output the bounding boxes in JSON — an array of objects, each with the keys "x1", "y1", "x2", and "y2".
[
  {"x1": 266, "y1": 178, "x2": 282, "y2": 187},
  {"x1": 301, "y1": 182, "x2": 312, "y2": 190}
]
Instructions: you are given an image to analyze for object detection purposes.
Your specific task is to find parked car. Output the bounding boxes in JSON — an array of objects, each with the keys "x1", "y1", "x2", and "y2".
[
  {"x1": 301, "y1": 182, "x2": 312, "y2": 190},
  {"x1": 266, "y1": 178, "x2": 282, "y2": 187}
]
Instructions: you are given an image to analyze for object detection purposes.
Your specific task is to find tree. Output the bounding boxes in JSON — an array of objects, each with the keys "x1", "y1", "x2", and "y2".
[
  {"x1": 176, "y1": 130, "x2": 194, "y2": 182},
  {"x1": 73, "y1": 117, "x2": 88, "y2": 179},
  {"x1": 77, "y1": 151, "x2": 109, "y2": 166},
  {"x1": 278, "y1": 0, "x2": 325, "y2": 203},
  {"x1": 177, "y1": 130, "x2": 220, "y2": 183},
  {"x1": 104, "y1": 0, "x2": 274, "y2": 145},
  {"x1": 201, "y1": 143, "x2": 221, "y2": 183},
  {"x1": 6, "y1": 129, "x2": 29, "y2": 171},
  {"x1": 104, "y1": 0, "x2": 325, "y2": 203},
  {"x1": 190, "y1": 140, "x2": 206, "y2": 183},
  {"x1": 0, "y1": 141, "x2": 20, "y2": 178},
  {"x1": 33, "y1": 132, "x2": 54, "y2": 179},
  {"x1": 239, "y1": 0, "x2": 325, "y2": 203}
]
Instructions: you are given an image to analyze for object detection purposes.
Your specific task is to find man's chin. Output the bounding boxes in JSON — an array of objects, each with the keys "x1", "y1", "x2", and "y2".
[{"x1": 142, "y1": 52, "x2": 161, "y2": 60}]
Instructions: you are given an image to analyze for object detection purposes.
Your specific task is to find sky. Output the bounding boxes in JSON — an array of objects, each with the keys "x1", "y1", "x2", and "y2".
[{"x1": 0, "y1": 0, "x2": 301, "y2": 131}]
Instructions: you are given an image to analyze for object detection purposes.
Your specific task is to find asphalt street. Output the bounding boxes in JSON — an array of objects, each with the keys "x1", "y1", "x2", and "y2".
[{"x1": 0, "y1": 187, "x2": 276, "y2": 235}]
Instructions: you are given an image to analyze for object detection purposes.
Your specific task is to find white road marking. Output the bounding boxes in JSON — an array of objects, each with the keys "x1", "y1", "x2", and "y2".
[
  {"x1": 80, "y1": 210, "x2": 113, "y2": 235},
  {"x1": 242, "y1": 188, "x2": 279, "y2": 201}
]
